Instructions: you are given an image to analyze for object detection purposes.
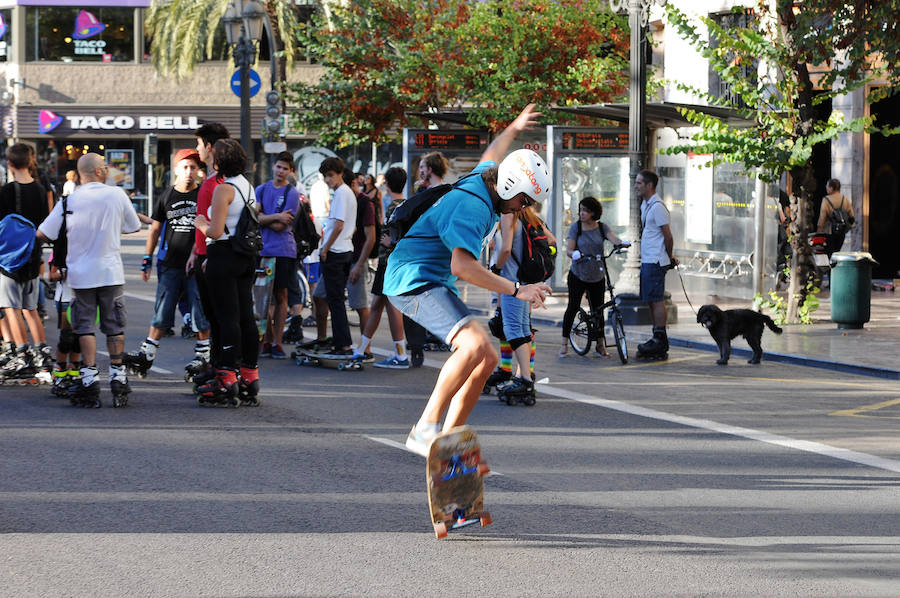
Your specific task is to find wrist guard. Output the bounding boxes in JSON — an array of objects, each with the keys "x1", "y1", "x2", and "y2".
[{"x1": 141, "y1": 255, "x2": 152, "y2": 272}]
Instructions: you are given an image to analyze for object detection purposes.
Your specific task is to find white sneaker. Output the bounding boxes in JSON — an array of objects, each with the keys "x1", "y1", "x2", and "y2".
[
  {"x1": 374, "y1": 355, "x2": 410, "y2": 369},
  {"x1": 405, "y1": 425, "x2": 439, "y2": 457}
]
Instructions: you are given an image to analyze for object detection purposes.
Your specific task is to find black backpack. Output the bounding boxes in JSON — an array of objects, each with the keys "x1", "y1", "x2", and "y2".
[
  {"x1": 293, "y1": 202, "x2": 320, "y2": 260},
  {"x1": 50, "y1": 194, "x2": 69, "y2": 271},
  {"x1": 386, "y1": 173, "x2": 479, "y2": 245},
  {"x1": 226, "y1": 182, "x2": 262, "y2": 257},
  {"x1": 511, "y1": 215, "x2": 556, "y2": 284},
  {"x1": 826, "y1": 195, "x2": 853, "y2": 239}
]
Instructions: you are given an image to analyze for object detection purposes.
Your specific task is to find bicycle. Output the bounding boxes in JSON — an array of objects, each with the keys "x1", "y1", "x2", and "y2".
[{"x1": 568, "y1": 243, "x2": 630, "y2": 364}]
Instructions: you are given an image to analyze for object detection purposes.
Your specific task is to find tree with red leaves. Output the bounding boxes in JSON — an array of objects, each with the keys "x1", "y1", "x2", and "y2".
[{"x1": 286, "y1": 0, "x2": 629, "y2": 147}]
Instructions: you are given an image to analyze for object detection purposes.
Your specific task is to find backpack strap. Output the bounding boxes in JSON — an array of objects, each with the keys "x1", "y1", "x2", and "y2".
[
  {"x1": 222, "y1": 180, "x2": 258, "y2": 234},
  {"x1": 13, "y1": 181, "x2": 21, "y2": 214}
]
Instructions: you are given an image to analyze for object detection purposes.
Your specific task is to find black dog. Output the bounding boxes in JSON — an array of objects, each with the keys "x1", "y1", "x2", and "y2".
[{"x1": 696, "y1": 304, "x2": 783, "y2": 365}]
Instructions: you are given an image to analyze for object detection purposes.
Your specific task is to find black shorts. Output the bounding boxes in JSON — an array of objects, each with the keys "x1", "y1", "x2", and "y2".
[
  {"x1": 370, "y1": 256, "x2": 388, "y2": 297},
  {"x1": 273, "y1": 256, "x2": 299, "y2": 292}
]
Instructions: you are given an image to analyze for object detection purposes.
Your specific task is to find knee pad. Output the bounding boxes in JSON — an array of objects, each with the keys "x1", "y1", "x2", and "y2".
[
  {"x1": 507, "y1": 335, "x2": 531, "y2": 352},
  {"x1": 58, "y1": 329, "x2": 78, "y2": 354}
]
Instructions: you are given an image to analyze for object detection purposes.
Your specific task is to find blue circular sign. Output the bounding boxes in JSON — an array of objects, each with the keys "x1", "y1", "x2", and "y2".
[{"x1": 230, "y1": 69, "x2": 261, "y2": 98}]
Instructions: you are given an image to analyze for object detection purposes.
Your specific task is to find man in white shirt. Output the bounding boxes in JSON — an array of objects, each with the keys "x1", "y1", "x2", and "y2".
[
  {"x1": 311, "y1": 156, "x2": 357, "y2": 357},
  {"x1": 37, "y1": 153, "x2": 141, "y2": 407},
  {"x1": 635, "y1": 169, "x2": 676, "y2": 359}
]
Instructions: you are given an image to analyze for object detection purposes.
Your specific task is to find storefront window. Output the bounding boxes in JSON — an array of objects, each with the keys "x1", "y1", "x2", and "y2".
[
  {"x1": 0, "y1": 9, "x2": 11, "y2": 62},
  {"x1": 26, "y1": 6, "x2": 134, "y2": 62}
]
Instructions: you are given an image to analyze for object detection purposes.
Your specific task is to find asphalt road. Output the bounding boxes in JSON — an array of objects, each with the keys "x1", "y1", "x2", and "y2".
[{"x1": 1, "y1": 234, "x2": 898, "y2": 597}]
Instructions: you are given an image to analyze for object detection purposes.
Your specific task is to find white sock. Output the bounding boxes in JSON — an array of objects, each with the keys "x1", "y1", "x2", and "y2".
[
  {"x1": 394, "y1": 340, "x2": 407, "y2": 358},
  {"x1": 359, "y1": 335, "x2": 371, "y2": 354}
]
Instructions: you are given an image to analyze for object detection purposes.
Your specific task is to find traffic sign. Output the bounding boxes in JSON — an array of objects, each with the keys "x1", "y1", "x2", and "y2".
[{"x1": 230, "y1": 69, "x2": 261, "y2": 98}]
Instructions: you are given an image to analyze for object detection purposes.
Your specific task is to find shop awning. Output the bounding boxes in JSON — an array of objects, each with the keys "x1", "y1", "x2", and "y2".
[{"x1": 552, "y1": 102, "x2": 757, "y2": 129}]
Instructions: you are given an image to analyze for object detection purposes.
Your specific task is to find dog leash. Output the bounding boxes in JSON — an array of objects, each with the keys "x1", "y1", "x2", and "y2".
[{"x1": 673, "y1": 264, "x2": 698, "y2": 317}]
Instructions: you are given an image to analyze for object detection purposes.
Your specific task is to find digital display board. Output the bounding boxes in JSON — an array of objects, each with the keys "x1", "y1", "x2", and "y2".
[
  {"x1": 413, "y1": 132, "x2": 487, "y2": 151},
  {"x1": 560, "y1": 131, "x2": 629, "y2": 151}
]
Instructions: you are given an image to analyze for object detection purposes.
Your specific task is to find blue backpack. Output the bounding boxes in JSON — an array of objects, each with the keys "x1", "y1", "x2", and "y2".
[{"x1": 0, "y1": 183, "x2": 37, "y2": 280}]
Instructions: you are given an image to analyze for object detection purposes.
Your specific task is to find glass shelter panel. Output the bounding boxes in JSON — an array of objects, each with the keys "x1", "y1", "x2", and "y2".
[{"x1": 549, "y1": 127, "x2": 629, "y2": 290}]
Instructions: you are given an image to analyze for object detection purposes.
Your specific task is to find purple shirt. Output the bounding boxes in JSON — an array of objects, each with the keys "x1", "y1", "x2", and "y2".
[{"x1": 256, "y1": 181, "x2": 300, "y2": 258}]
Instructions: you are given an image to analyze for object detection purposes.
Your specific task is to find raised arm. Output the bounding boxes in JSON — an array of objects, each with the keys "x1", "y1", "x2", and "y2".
[{"x1": 480, "y1": 104, "x2": 541, "y2": 164}]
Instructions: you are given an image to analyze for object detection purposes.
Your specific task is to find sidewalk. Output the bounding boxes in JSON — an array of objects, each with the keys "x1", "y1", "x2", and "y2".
[{"x1": 460, "y1": 283, "x2": 900, "y2": 380}]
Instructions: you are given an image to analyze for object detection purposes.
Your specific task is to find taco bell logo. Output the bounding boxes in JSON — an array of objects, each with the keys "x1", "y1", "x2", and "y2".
[
  {"x1": 39, "y1": 110, "x2": 64, "y2": 134},
  {"x1": 73, "y1": 10, "x2": 105, "y2": 40}
]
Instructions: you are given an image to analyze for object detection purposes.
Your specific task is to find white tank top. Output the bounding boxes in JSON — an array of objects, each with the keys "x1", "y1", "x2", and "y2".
[{"x1": 208, "y1": 175, "x2": 254, "y2": 243}]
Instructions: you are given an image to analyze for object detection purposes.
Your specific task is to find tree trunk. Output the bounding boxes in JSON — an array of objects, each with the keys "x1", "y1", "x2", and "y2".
[{"x1": 786, "y1": 164, "x2": 816, "y2": 322}]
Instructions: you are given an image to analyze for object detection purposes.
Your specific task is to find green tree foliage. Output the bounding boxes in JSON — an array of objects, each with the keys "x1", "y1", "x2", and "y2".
[
  {"x1": 287, "y1": 0, "x2": 629, "y2": 148},
  {"x1": 662, "y1": 0, "x2": 900, "y2": 322},
  {"x1": 145, "y1": 0, "x2": 300, "y2": 81}
]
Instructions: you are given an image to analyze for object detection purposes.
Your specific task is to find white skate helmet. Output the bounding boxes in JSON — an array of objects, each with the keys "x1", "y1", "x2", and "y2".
[{"x1": 497, "y1": 149, "x2": 551, "y2": 204}]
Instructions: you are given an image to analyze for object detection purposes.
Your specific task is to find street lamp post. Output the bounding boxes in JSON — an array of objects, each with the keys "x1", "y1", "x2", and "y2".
[
  {"x1": 223, "y1": 0, "x2": 265, "y2": 168},
  {"x1": 608, "y1": 0, "x2": 666, "y2": 319}
]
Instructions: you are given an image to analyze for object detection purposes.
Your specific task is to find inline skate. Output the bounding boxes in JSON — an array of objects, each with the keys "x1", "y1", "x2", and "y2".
[
  {"x1": 109, "y1": 364, "x2": 131, "y2": 408},
  {"x1": 69, "y1": 366, "x2": 102, "y2": 408},
  {"x1": 496, "y1": 375, "x2": 536, "y2": 406},
  {"x1": 635, "y1": 328, "x2": 669, "y2": 361},
  {"x1": 0, "y1": 349, "x2": 44, "y2": 386},
  {"x1": 184, "y1": 342, "x2": 211, "y2": 382},
  {"x1": 238, "y1": 367, "x2": 260, "y2": 407},
  {"x1": 196, "y1": 368, "x2": 240, "y2": 407},
  {"x1": 282, "y1": 315, "x2": 304, "y2": 344},
  {"x1": 123, "y1": 339, "x2": 157, "y2": 378}
]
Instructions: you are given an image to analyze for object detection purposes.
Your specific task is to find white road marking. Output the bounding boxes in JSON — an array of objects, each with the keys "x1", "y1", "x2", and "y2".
[
  {"x1": 97, "y1": 350, "x2": 173, "y2": 375},
  {"x1": 123, "y1": 291, "x2": 155, "y2": 303},
  {"x1": 367, "y1": 345, "x2": 900, "y2": 474},
  {"x1": 542, "y1": 384, "x2": 900, "y2": 474}
]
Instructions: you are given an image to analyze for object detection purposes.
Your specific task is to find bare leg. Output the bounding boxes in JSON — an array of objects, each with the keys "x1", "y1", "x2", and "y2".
[
  {"x1": 512, "y1": 343, "x2": 531, "y2": 378},
  {"x1": 649, "y1": 300, "x2": 667, "y2": 328},
  {"x1": 3, "y1": 308, "x2": 28, "y2": 345},
  {"x1": 417, "y1": 322, "x2": 498, "y2": 431},
  {"x1": 314, "y1": 296, "x2": 329, "y2": 340},
  {"x1": 271, "y1": 288, "x2": 288, "y2": 346},
  {"x1": 106, "y1": 334, "x2": 125, "y2": 365},
  {"x1": 79, "y1": 334, "x2": 97, "y2": 366},
  {"x1": 22, "y1": 309, "x2": 46, "y2": 344}
]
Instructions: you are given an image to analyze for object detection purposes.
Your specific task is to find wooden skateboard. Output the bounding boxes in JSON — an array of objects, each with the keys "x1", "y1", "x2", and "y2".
[
  {"x1": 293, "y1": 348, "x2": 364, "y2": 371},
  {"x1": 253, "y1": 257, "x2": 277, "y2": 341},
  {"x1": 426, "y1": 426, "x2": 492, "y2": 539}
]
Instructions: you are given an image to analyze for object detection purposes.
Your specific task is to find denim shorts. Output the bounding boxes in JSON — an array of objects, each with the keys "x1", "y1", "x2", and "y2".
[
  {"x1": 640, "y1": 262, "x2": 667, "y2": 303},
  {"x1": 388, "y1": 285, "x2": 473, "y2": 346},
  {"x1": 151, "y1": 263, "x2": 209, "y2": 332},
  {"x1": 500, "y1": 292, "x2": 530, "y2": 341}
]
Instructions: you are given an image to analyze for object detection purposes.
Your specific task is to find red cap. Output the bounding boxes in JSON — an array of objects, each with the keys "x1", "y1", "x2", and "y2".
[{"x1": 173, "y1": 148, "x2": 201, "y2": 166}]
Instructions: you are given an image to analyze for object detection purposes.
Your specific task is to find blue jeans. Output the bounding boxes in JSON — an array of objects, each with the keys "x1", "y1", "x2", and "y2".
[
  {"x1": 500, "y1": 292, "x2": 530, "y2": 341},
  {"x1": 389, "y1": 285, "x2": 473, "y2": 346},
  {"x1": 151, "y1": 263, "x2": 209, "y2": 332}
]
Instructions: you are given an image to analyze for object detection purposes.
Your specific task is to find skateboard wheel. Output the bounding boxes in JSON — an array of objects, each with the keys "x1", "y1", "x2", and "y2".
[
  {"x1": 337, "y1": 363, "x2": 345, "y2": 371},
  {"x1": 505, "y1": 395, "x2": 518, "y2": 406},
  {"x1": 480, "y1": 512, "x2": 492, "y2": 527},
  {"x1": 523, "y1": 396, "x2": 536, "y2": 407},
  {"x1": 433, "y1": 522, "x2": 448, "y2": 539},
  {"x1": 477, "y1": 462, "x2": 491, "y2": 476}
]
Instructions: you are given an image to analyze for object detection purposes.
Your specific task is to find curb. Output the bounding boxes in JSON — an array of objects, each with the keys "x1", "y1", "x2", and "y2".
[{"x1": 467, "y1": 305, "x2": 900, "y2": 381}]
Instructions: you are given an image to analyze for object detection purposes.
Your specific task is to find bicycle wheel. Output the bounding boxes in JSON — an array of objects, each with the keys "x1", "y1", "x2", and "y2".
[
  {"x1": 611, "y1": 309, "x2": 628, "y2": 364},
  {"x1": 569, "y1": 309, "x2": 592, "y2": 356},
  {"x1": 296, "y1": 267, "x2": 311, "y2": 309}
]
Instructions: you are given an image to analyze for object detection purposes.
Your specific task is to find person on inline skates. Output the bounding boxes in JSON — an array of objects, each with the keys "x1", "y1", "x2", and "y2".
[
  {"x1": 384, "y1": 104, "x2": 552, "y2": 455},
  {"x1": 0, "y1": 143, "x2": 52, "y2": 385},
  {"x1": 490, "y1": 205, "x2": 555, "y2": 404},
  {"x1": 193, "y1": 140, "x2": 261, "y2": 406},
  {"x1": 635, "y1": 170, "x2": 676, "y2": 360},
  {"x1": 124, "y1": 149, "x2": 211, "y2": 379},
  {"x1": 36, "y1": 153, "x2": 142, "y2": 407}
]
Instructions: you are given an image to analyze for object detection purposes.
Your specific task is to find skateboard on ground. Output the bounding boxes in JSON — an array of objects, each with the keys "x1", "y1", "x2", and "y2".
[
  {"x1": 293, "y1": 347, "x2": 364, "y2": 371},
  {"x1": 253, "y1": 256, "x2": 277, "y2": 341},
  {"x1": 426, "y1": 426, "x2": 492, "y2": 539}
]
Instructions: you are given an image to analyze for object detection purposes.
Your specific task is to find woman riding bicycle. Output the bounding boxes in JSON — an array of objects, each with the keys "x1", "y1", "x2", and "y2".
[{"x1": 560, "y1": 196, "x2": 626, "y2": 358}]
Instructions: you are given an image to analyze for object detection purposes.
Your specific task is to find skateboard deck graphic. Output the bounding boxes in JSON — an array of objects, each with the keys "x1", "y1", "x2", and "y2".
[
  {"x1": 293, "y1": 348, "x2": 363, "y2": 371},
  {"x1": 426, "y1": 426, "x2": 491, "y2": 539},
  {"x1": 253, "y1": 257, "x2": 277, "y2": 341}
]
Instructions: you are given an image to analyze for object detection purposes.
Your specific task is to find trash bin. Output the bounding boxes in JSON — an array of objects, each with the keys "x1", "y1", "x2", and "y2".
[{"x1": 830, "y1": 252, "x2": 877, "y2": 329}]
